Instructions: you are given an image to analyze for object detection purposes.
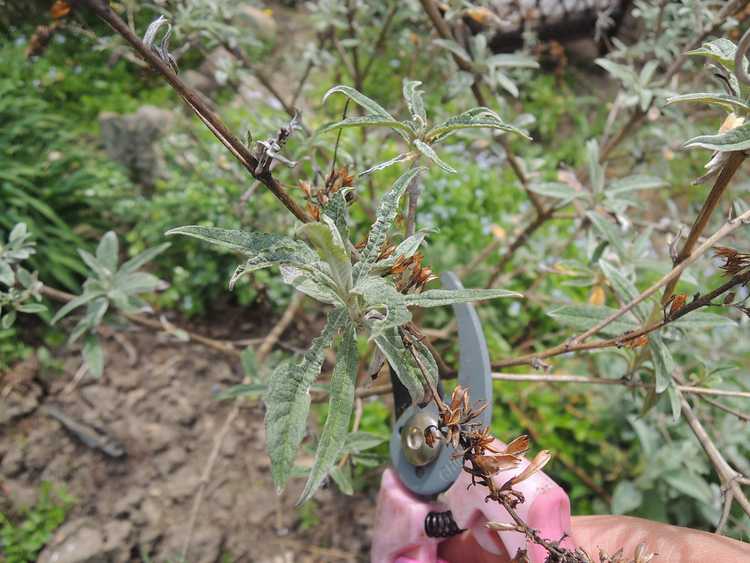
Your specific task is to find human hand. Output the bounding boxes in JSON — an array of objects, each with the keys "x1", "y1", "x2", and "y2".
[{"x1": 438, "y1": 515, "x2": 750, "y2": 563}]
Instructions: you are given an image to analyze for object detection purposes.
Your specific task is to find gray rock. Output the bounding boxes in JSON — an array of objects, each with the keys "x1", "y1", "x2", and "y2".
[
  {"x1": 99, "y1": 105, "x2": 174, "y2": 193},
  {"x1": 38, "y1": 519, "x2": 105, "y2": 563}
]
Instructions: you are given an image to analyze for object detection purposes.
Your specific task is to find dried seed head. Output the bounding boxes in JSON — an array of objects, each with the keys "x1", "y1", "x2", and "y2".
[
  {"x1": 51, "y1": 1, "x2": 71, "y2": 19},
  {"x1": 486, "y1": 521, "x2": 519, "y2": 532},
  {"x1": 667, "y1": 294, "x2": 688, "y2": 317},
  {"x1": 474, "y1": 454, "x2": 523, "y2": 476},
  {"x1": 298, "y1": 180, "x2": 312, "y2": 199},
  {"x1": 715, "y1": 246, "x2": 750, "y2": 275},
  {"x1": 505, "y1": 435, "x2": 530, "y2": 456},
  {"x1": 511, "y1": 450, "x2": 552, "y2": 485}
]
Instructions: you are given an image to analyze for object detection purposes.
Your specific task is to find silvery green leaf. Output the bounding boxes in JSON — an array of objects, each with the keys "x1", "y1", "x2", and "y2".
[
  {"x1": 486, "y1": 53, "x2": 538, "y2": 69},
  {"x1": 528, "y1": 182, "x2": 582, "y2": 201},
  {"x1": 426, "y1": 107, "x2": 529, "y2": 144},
  {"x1": 280, "y1": 265, "x2": 342, "y2": 306},
  {"x1": 16, "y1": 303, "x2": 46, "y2": 314},
  {"x1": 374, "y1": 329, "x2": 428, "y2": 405},
  {"x1": 595, "y1": 59, "x2": 636, "y2": 85},
  {"x1": 587, "y1": 211, "x2": 625, "y2": 258},
  {"x1": 317, "y1": 115, "x2": 413, "y2": 140},
  {"x1": 16, "y1": 267, "x2": 33, "y2": 289},
  {"x1": 78, "y1": 249, "x2": 110, "y2": 280},
  {"x1": 344, "y1": 431, "x2": 385, "y2": 453},
  {"x1": 9, "y1": 222, "x2": 27, "y2": 243},
  {"x1": 608, "y1": 175, "x2": 666, "y2": 195},
  {"x1": 639, "y1": 59, "x2": 658, "y2": 86},
  {"x1": 0, "y1": 261, "x2": 13, "y2": 286},
  {"x1": 686, "y1": 38, "x2": 738, "y2": 70},
  {"x1": 402, "y1": 79, "x2": 427, "y2": 124},
  {"x1": 402, "y1": 287, "x2": 521, "y2": 308},
  {"x1": 666, "y1": 384, "x2": 681, "y2": 423},
  {"x1": 548, "y1": 304, "x2": 639, "y2": 336},
  {"x1": 83, "y1": 334, "x2": 104, "y2": 378},
  {"x1": 216, "y1": 383, "x2": 266, "y2": 400},
  {"x1": 356, "y1": 168, "x2": 424, "y2": 281},
  {"x1": 166, "y1": 226, "x2": 305, "y2": 257},
  {"x1": 413, "y1": 139, "x2": 456, "y2": 174},
  {"x1": 353, "y1": 276, "x2": 411, "y2": 337},
  {"x1": 96, "y1": 231, "x2": 119, "y2": 275},
  {"x1": 649, "y1": 334, "x2": 674, "y2": 393},
  {"x1": 297, "y1": 215, "x2": 352, "y2": 292},
  {"x1": 322, "y1": 190, "x2": 350, "y2": 242},
  {"x1": 683, "y1": 122, "x2": 750, "y2": 152},
  {"x1": 666, "y1": 93, "x2": 750, "y2": 113},
  {"x1": 323, "y1": 85, "x2": 395, "y2": 120},
  {"x1": 265, "y1": 309, "x2": 346, "y2": 492},
  {"x1": 51, "y1": 291, "x2": 104, "y2": 324},
  {"x1": 299, "y1": 324, "x2": 358, "y2": 505},
  {"x1": 432, "y1": 38, "x2": 472, "y2": 64},
  {"x1": 491, "y1": 70, "x2": 519, "y2": 98},
  {"x1": 329, "y1": 465, "x2": 353, "y2": 495},
  {"x1": 240, "y1": 346, "x2": 257, "y2": 377},
  {"x1": 671, "y1": 311, "x2": 734, "y2": 329},
  {"x1": 599, "y1": 261, "x2": 648, "y2": 322},
  {"x1": 115, "y1": 272, "x2": 162, "y2": 296},
  {"x1": 664, "y1": 471, "x2": 713, "y2": 504},
  {"x1": 2, "y1": 311, "x2": 16, "y2": 329},
  {"x1": 586, "y1": 140, "x2": 605, "y2": 193},
  {"x1": 360, "y1": 152, "x2": 416, "y2": 177},
  {"x1": 120, "y1": 243, "x2": 170, "y2": 275}
]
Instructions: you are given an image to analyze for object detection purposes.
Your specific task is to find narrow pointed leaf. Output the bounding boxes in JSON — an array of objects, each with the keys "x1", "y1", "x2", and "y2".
[
  {"x1": 323, "y1": 85, "x2": 395, "y2": 119},
  {"x1": 265, "y1": 309, "x2": 346, "y2": 492},
  {"x1": 299, "y1": 324, "x2": 358, "y2": 505},
  {"x1": 413, "y1": 139, "x2": 456, "y2": 173},
  {"x1": 96, "y1": 231, "x2": 119, "y2": 274},
  {"x1": 83, "y1": 334, "x2": 104, "y2": 378},
  {"x1": 548, "y1": 305, "x2": 639, "y2": 336},
  {"x1": 649, "y1": 335, "x2": 674, "y2": 393},
  {"x1": 402, "y1": 287, "x2": 521, "y2": 308},
  {"x1": 686, "y1": 39, "x2": 738, "y2": 70},
  {"x1": 587, "y1": 211, "x2": 626, "y2": 257},
  {"x1": 374, "y1": 329, "x2": 428, "y2": 405},
  {"x1": 360, "y1": 152, "x2": 415, "y2": 176},
  {"x1": 666, "y1": 93, "x2": 750, "y2": 113},
  {"x1": 683, "y1": 122, "x2": 750, "y2": 152},
  {"x1": 317, "y1": 115, "x2": 412, "y2": 139},
  {"x1": 426, "y1": 107, "x2": 529, "y2": 143},
  {"x1": 298, "y1": 215, "x2": 352, "y2": 292},
  {"x1": 608, "y1": 175, "x2": 666, "y2": 195},
  {"x1": 120, "y1": 243, "x2": 171, "y2": 275},
  {"x1": 599, "y1": 261, "x2": 649, "y2": 322},
  {"x1": 403, "y1": 79, "x2": 426, "y2": 123},
  {"x1": 51, "y1": 291, "x2": 103, "y2": 324}
]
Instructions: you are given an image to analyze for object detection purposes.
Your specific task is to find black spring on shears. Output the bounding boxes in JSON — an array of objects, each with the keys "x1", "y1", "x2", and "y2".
[{"x1": 424, "y1": 510, "x2": 462, "y2": 538}]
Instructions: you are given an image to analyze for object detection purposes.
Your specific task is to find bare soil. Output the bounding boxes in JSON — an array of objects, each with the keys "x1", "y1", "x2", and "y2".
[{"x1": 1, "y1": 328, "x2": 375, "y2": 562}]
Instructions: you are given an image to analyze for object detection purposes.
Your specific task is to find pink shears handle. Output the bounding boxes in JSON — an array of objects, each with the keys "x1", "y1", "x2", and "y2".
[{"x1": 371, "y1": 439, "x2": 574, "y2": 563}]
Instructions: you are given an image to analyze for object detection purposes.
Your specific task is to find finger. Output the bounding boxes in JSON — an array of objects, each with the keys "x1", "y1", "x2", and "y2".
[{"x1": 571, "y1": 515, "x2": 750, "y2": 562}]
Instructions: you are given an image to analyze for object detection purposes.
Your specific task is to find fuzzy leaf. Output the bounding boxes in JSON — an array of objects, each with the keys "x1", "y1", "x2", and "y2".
[
  {"x1": 299, "y1": 324, "x2": 358, "y2": 505},
  {"x1": 402, "y1": 287, "x2": 521, "y2": 308},
  {"x1": 322, "y1": 190, "x2": 350, "y2": 242},
  {"x1": 587, "y1": 140, "x2": 605, "y2": 193},
  {"x1": 666, "y1": 93, "x2": 750, "y2": 113},
  {"x1": 317, "y1": 115, "x2": 412, "y2": 139},
  {"x1": 353, "y1": 276, "x2": 411, "y2": 337},
  {"x1": 166, "y1": 225, "x2": 304, "y2": 257},
  {"x1": 413, "y1": 139, "x2": 456, "y2": 173},
  {"x1": 298, "y1": 216, "x2": 352, "y2": 292},
  {"x1": 683, "y1": 122, "x2": 750, "y2": 152},
  {"x1": 360, "y1": 152, "x2": 415, "y2": 176},
  {"x1": 373, "y1": 232, "x2": 427, "y2": 271},
  {"x1": 120, "y1": 243, "x2": 170, "y2": 275},
  {"x1": 329, "y1": 465, "x2": 353, "y2": 495},
  {"x1": 649, "y1": 334, "x2": 674, "y2": 393},
  {"x1": 686, "y1": 39, "x2": 738, "y2": 70},
  {"x1": 486, "y1": 53, "x2": 539, "y2": 69},
  {"x1": 433, "y1": 38, "x2": 472, "y2": 63},
  {"x1": 51, "y1": 291, "x2": 103, "y2": 324},
  {"x1": 599, "y1": 261, "x2": 648, "y2": 322},
  {"x1": 528, "y1": 182, "x2": 582, "y2": 200},
  {"x1": 671, "y1": 311, "x2": 735, "y2": 329},
  {"x1": 265, "y1": 309, "x2": 346, "y2": 492},
  {"x1": 608, "y1": 175, "x2": 666, "y2": 195},
  {"x1": 323, "y1": 85, "x2": 395, "y2": 120},
  {"x1": 587, "y1": 211, "x2": 626, "y2": 258},
  {"x1": 374, "y1": 329, "x2": 428, "y2": 405},
  {"x1": 356, "y1": 168, "x2": 424, "y2": 281},
  {"x1": 96, "y1": 231, "x2": 119, "y2": 275},
  {"x1": 0, "y1": 261, "x2": 14, "y2": 286},
  {"x1": 426, "y1": 107, "x2": 528, "y2": 143},
  {"x1": 83, "y1": 334, "x2": 104, "y2": 378},
  {"x1": 281, "y1": 265, "x2": 342, "y2": 305},
  {"x1": 403, "y1": 79, "x2": 427, "y2": 123},
  {"x1": 344, "y1": 432, "x2": 385, "y2": 453},
  {"x1": 548, "y1": 305, "x2": 639, "y2": 337},
  {"x1": 216, "y1": 383, "x2": 266, "y2": 400}
]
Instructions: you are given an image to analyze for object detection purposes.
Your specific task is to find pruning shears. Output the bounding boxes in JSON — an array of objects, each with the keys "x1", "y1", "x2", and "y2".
[{"x1": 371, "y1": 272, "x2": 574, "y2": 563}]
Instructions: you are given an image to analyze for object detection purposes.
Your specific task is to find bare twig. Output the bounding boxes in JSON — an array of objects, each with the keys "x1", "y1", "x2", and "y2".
[
  {"x1": 77, "y1": 0, "x2": 311, "y2": 223},
  {"x1": 492, "y1": 373, "x2": 750, "y2": 400}
]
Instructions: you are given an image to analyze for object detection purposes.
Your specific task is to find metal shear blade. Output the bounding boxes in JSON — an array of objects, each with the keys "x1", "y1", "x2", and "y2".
[{"x1": 389, "y1": 271, "x2": 492, "y2": 497}]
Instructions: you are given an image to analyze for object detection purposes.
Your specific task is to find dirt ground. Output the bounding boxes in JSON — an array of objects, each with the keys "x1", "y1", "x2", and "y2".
[{"x1": 1, "y1": 325, "x2": 376, "y2": 562}]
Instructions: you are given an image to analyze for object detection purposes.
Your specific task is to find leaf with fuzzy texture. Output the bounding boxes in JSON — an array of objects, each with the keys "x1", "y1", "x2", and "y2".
[
  {"x1": 374, "y1": 330, "x2": 424, "y2": 404},
  {"x1": 413, "y1": 139, "x2": 456, "y2": 174},
  {"x1": 360, "y1": 152, "x2": 415, "y2": 176},
  {"x1": 280, "y1": 265, "x2": 342, "y2": 306},
  {"x1": 96, "y1": 231, "x2": 119, "y2": 275},
  {"x1": 372, "y1": 232, "x2": 427, "y2": 272},
  {"x1": 683, "y1": 122, "x2": 750, "y2": 152},
  {"x1": 587, "y1": 211, "x2": 625, "y2": 258},
  {"x1": 402, "y1": 287, "x2": 521, "y2": 308},
  {"x1": 344, "y1": 432, "x2": 385, "y2": 453},
  {"x1": 403, "y1": 80, "x2": 427, "y2": 124},
  {"x1": 599, "y1": 261, "x2": 648, "y2": 323},
  {"x1": 649, "y1": 334, "x2": 674, "y2": 393},
  {"x1": 528, "y1": 182, "x2": 582, "y2": 200},
  {"x1": 433, "y1": 38, "x2": 472, "y2": 64},
  {"x1": 548, "y1": 304, "x2": 639, "y2": 337},
  {"x1": 666, "y1": 93, "x2": 750, "y2": 113},
  {"x1": 51, "y1": 291, "x2": 103, "y2": 324},
  {"x1": 297, "y1": 216, "x2": 352, "y2": 292},
  {"x1": 120, "y1": 243, "x2": 170, "y2": 275},
  {"x1": 322, "y1": 190, "x2": 350, "y2": 242},
  {"x1": 83, "y1": 334, "x2": 104, "y2": 378},
  {"x1": 299, "y1": 323, "x2": 358, "y2": 505},
  {"x1": 323, "y1": 85, "x2": 395, "y2": 120},
  {"x1": 686, "y1": 39, "x2": 738, "y2": 71},
  {"x1": 426, "y1": 107, "x2": 529, "y2": 144},
  {"x1": 607, "y1": 175, "x2": 666, "y2": 195},
  {"x1": 265, "y1": 309, "x2": 346, "y2": 492},
  {"x1": 353, "y1": 276, "x2": 411, "y2": 338},
  {"x1": 317, "y1": 115, "x2": 413, "y2": 140},
  {"x1": 355, "y1": 168, "x2": 424, "y2": 281}
]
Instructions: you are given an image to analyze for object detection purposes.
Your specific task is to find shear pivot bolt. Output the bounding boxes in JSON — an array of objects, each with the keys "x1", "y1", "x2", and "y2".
[{"x1": 401, "y1": 411, "x2": 441, "y2": 466}]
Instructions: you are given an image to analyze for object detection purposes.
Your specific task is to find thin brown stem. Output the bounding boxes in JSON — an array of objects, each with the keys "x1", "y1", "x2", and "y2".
[{"x1": 78, "y1": 0, "x2": 310, "y2": 223}]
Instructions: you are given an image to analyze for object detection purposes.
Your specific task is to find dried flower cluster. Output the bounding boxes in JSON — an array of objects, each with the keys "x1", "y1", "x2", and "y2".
[
  {"x1": 299, "y1": 166, "x2": 354, "y2": 221},
  {"x1": 714, "y1": 246, "x2": 750, "y2": 276}
]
